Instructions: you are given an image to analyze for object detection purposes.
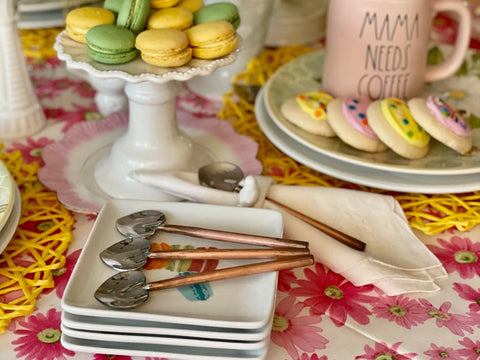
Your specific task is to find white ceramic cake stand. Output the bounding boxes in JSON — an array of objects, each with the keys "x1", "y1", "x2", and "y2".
[{"x1": 54, "y1": 30, "x2": 239, "y2": 201}]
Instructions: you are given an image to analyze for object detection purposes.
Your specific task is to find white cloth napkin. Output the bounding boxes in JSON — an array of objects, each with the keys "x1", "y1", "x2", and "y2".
[{"x1": 130, "y1": 170, "x2": 447, "y2": 296}]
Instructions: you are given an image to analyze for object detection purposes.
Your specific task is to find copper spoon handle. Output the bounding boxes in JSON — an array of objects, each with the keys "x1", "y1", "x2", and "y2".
[
  {"x1": 265, "y1": 197, "x2": 366, "y2": 252},
  {"x1": 160, "y1": 224, "x2": 309, "y2": 249},
  {"x1": 148, "y1": 247, "x2": 310, "y2": 260},
  {"x1": 147, "y1": 255, "x2": 314, "y2": 291}
]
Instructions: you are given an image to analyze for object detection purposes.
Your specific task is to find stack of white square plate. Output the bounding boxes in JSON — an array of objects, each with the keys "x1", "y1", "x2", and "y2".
[
  {"x1": 61, "y1": 200, "x2": 283, "y2": 359},
  {"x1": 0, "y1": 160, "x2": 21, "y2": 255}
]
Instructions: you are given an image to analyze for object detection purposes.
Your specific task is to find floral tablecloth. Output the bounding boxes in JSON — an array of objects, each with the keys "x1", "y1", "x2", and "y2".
[{"x1": 0, "y1": 23, "x2": 480, "y2": 360}]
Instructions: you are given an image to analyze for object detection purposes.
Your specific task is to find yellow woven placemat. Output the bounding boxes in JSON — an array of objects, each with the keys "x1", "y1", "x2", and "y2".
[
  {"x1": 0, "y1": 148, "x2": 74, "y2": 333},
  {"x1": 19, "y1": 29, "x2": 480, "y2": 235}
]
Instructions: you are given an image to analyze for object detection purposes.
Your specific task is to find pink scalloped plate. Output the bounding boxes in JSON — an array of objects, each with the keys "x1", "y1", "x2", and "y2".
[{"x1": 38, "y1": 109, "x2": 262, "y2": 214}]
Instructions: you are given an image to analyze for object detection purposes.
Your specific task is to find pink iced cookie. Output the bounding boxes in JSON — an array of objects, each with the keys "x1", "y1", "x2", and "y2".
[
  {"x1": 326, "y1": 96, "x2": 387, "y2": 153},
  {"x1": 408, "y1": 96, "x2": 472, "y2": 154},
  {"x1": 426, "y1": 96, "x2": 471, "y2": 136},
  {"x1": 342, "y1": 96, "x2": 378, "y2": 139}
]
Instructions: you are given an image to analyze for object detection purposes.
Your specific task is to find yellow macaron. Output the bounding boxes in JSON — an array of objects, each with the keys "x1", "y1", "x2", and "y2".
[
  {"x1": 184, "y1": 20, "x2": 238, "y2": 60},
  {"x1": 135, "y1": 28, "x2": 192, "y2": 67},
  {"x1": 150, "y1": 0, "x2": 180, "y2": 9},
  {"x1": 177, "y1": 0, "x2": 204, "y2": 13},
  {"x1": 66, "y1": 7, "x2": 116, "y2": 44},
  {"x1": 147, "y1": 7, "x2": 193, "y2": 30}
]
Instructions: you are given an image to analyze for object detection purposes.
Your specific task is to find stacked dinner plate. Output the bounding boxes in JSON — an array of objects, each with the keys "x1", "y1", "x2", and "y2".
[
  {"x1": 18, "y1": 0, "x2": 102, "y2": 29},
  {"x1": 61, "y1": 200, "x2": 283, "y2": 359},
  {"x1": 256, "y1": 50, "x2": 480, "y2": 194},
  {"x1": 0, "y1": 159, "x2": 21, "y2": 255}
]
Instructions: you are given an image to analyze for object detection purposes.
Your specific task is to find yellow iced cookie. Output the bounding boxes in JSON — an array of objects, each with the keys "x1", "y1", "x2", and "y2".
[
  {"x1": 280, "y1": 91, "x2": 336, "y2": 137},
  {"x1": 381, "y1": 98, "x2": 430, "y2": 147},
  {"x1": 367, "y1": 97, "x2": 430, "y2": 159},
  {"x1": 296, "y1": 91, "x2": 333, "y2": 121}
]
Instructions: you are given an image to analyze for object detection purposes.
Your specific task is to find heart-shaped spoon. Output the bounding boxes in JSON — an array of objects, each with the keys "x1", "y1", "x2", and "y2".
[
  {"x1": 198, "y1": 161, "x2": 243, "y2": 192},
  {"x1": 115, "y1": 209, "x2": 309, "y2": 249},
  {"x1": 94, "y1": 255, "x2": 314, "y2": 309},
  {"x1": 198, "y1": 162, "x2": 366, "y2": 252},
  {"x1": 100, "y1": 236, "x2": 311, "y2": 271}
]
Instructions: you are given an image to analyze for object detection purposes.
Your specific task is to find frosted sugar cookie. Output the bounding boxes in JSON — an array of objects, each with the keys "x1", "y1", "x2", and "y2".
[
  {"x1": 280, "y1": 91, "x2": 336, "y2": 137},
  {"x1": 367, "y1": 97, "x2": 430, "y2": 159},
  {"x1": 327, "y1": 96, "x2": 387, "y2": 152},
  {"x1": 408, "y1": 96, "x2": 472, "y2": 154}
]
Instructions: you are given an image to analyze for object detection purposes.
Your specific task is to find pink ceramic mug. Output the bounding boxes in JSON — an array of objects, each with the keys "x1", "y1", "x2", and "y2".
[{"x1": 322, "y1": 0, "x2": 471, "y2": 100}]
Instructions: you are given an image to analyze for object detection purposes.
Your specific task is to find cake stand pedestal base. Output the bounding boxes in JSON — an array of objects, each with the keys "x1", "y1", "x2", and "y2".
[{"x1": 94, "y1": 80, "x2": 208, "y2": 201}]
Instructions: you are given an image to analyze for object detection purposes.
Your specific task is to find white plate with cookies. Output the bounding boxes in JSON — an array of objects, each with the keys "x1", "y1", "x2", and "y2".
[
  {"x1": 263, "y1": 49, "x2": 480, "y2": 176},
  {"x1": 256, "y1": 88, "x2": 480, "y2": 193}
]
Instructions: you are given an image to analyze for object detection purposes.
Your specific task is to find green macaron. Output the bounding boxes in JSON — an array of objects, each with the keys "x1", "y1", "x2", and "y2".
[
  {"x1": 86, "y1": 24, "x2": 138, "y2": 64},
  {"x1": 193, "y1": 2, "x2": 240, "y2": 30},
  {"x1": 103, "y1": 0, "x2": 122, "y2": 14},
  {"x1": 117, "y1": 0, "x2": 151, "y2": 34}
]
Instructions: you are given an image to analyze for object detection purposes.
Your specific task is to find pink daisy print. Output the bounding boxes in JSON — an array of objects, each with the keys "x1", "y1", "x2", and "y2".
[
  {"x1": 290, "y1": 263, "x2": 377, "y2": 326},
  {"x1": 27, "y1": 56, "x2": 62, "y2": 71},
  {"x1": 467, "y1": 309, "x2": 480, "y2": 324},
  {"x1": 424, "y1": 343, "x2": 463, "y2": 360},
  {"x1": 419, "y1": 299, "x2": 476, "y2": 336},
  {"x1": 355, "y1": 341, "x2": 417, "y2": 359},
  {"x1": 86, "y1": 213, "x2": 98, "y2": 222},
  {"x1": 177, "y1": 84, "x2": 222, "y2": 117},
  {"x1": 427, "y1": 236, "x2": 480, "y2": 279},
  {"x1": 371, "y1": 294, "x2": 429, "y2": 329},
  {"x1": 43, "y1": 107, "x2": 67, "y2": 120},
  {"x1": 457, "y1": 337, "x2": 480, "y2": 359},
  {"x1": 33, "y1": 77, "x2": 79, "y2": 100},
  {"x1": 52, "y1": 103, "x2": 103, "y2": 133},
  {"x1": 271, "y1": 295, "x2": 327, "y2": 359},
  {"x1": 42, "y1": 249, "x2": 82, "y2": 298},
  {"x1": 12, "y1": 308, "x2": 75, "y2": 360},
  {"x1": 296, "y1": 354, "x2": 328, "y2": 360},
  {"x1": 7, "y1": 137, "x2": 55, "y2": 166},
  {"x1": 93, "y1": 354, "x2": 131, "y2": 360},
  {"x1": 452, "y1": 282, "x2": 480, "y2": 313},
  {"x1": 70, "y1": 80, "x2": 96, "y2": 98},
  {"x1": 431, "y1": 14, "x2": 458, "y2": 45},
  {"x1": 278, "y1": 269, "x2": 298, "y2": 292}
]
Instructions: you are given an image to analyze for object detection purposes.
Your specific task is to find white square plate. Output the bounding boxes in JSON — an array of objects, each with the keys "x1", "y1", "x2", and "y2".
[
  {"x1": 61, "y1": 333, "x2": 268, "y2": 360},
  {"x1": 61, "y1": 311, "x2": 271, "y2": 341},
  {"x1": 61, "y1": 324, "x2": 269, "y2": 351},
  {"x1": 62, "y1": 200, "x2": 283, "y2": 329}
]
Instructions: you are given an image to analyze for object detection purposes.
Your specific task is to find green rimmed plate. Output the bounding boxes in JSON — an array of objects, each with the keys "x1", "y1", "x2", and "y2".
[{"x1": 264, "y1": 46, "x2": 480, "y2": 176}]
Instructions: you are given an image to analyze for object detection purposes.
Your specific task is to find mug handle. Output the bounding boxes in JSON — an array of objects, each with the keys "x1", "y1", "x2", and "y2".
[{"x1": 425, "y1": 0, "x2": 471, "y2": 82}]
